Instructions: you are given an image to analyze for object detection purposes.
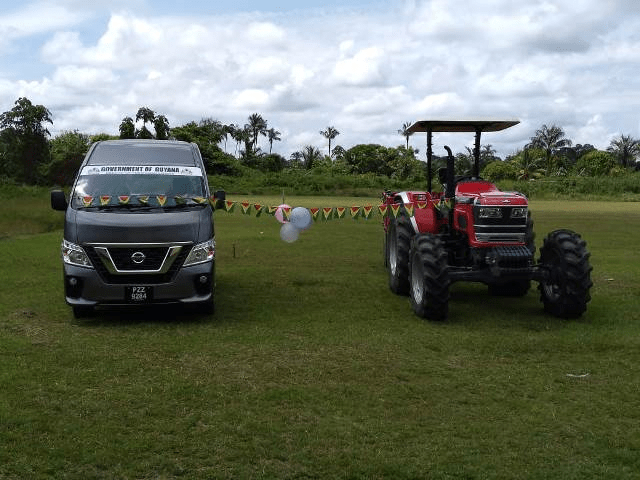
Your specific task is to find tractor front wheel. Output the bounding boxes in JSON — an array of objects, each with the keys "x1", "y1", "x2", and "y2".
[
  {"x1": 387, "y1": 212, "x2": 412, "y2": 295},
  {"x1": 538, "y1": 229, "x2": 592, "y2": 318},
  {"x1": 409, "y1": 234, "x2": 450, "y2": 320}
]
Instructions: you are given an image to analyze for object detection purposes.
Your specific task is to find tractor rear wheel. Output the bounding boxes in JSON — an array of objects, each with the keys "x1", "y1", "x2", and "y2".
[
  {"x1": 409, "y1": 234, "x2": 450, "y2": 320},
  {"x1": 387, "y1": 211, "x2": 412, "y2": 295},
  {"x1": 538, "y1": 229, "x2": 592, "y2": 318}
]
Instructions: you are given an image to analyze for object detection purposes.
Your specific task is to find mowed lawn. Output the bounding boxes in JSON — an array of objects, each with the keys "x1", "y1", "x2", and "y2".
[{"x1": 1, "y1": 193, "x2": 639, "y2": 479}]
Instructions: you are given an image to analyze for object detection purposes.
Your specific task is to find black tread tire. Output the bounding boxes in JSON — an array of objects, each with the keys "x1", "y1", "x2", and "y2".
[
  {"x1": 387, "y1": 211, "x2": 412, "y2": 295},
  {"x1": 409, "y1": 234, "x2": 450, "y2": 320},
  {"x1": 538, "y1": 229, "x2": 592, "y2": 318}
]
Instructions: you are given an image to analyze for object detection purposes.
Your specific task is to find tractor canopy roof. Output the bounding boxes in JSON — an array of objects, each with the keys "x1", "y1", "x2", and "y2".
[{"x1": 407, "y1": 119, "x2": 519, "y2": 134}]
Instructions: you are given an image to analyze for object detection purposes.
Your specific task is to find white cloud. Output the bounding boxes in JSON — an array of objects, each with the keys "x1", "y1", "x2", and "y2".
[{"x1": 2, "y1": 0, "x2": 640, "y2": 159}]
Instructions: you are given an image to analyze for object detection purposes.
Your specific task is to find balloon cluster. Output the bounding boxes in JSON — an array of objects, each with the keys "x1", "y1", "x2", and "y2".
[{"x1": 276, "y1": 204, "x2": 313, "y2": 243}]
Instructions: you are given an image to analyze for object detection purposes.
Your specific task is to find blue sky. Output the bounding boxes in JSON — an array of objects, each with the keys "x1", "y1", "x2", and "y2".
[{"x1": 1, "y1": 0, "x2": 640, "y2": 158}]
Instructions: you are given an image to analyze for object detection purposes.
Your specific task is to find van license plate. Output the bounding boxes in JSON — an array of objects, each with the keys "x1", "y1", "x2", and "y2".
[{"x1": 126, "y1": 286, "x2": 153, "y2": 303}]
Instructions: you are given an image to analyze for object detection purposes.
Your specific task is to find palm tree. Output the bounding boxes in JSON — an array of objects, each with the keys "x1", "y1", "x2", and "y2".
[
  {"x1": 398, "y1": 121, "x2": 412, "y2": 149},
  {"x1": 267, "y1": 128, "x2": 281, "y2": 154},
  {"x1": 527, "y1": 124, "x2": 572, "y2": 175},
  {"x1": 320, "y1": 126, "x2": 340, "y2": 156},
  {"x1": 247, "y1": 113, "x2": 267, "y2": 150},
  {"x1": 516, "y1": 148, "x2": 545, "y2": 180},
  {"x1": 302, "y1": 145, "x2": 322, "y2": 169},
  {"x1": 153, "y1": 114, "x2": 170, "y2": 140},
  {"x1": 289, "y1": 151, "x2": 304, "y2": 169},
  {"x1": 607, "y1": 134, "x2": 640, "y2": 168},
  {"x1": 119, "y1": 117, "x2": 135, "y2": 139},
  {"x1": 135, "y1": 107, "x2": 156, "y2": 139}
]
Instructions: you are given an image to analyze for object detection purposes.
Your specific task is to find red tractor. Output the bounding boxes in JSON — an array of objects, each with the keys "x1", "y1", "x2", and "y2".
[{"x1": 383, "y1": 120, "x2": 592, "y2": 320}]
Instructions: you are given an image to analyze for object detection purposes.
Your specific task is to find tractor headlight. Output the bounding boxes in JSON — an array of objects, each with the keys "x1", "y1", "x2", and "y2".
[
  {"x1": 62, "y1": 240, "x2": 93, "y2": 268},
  {"x1": 184, "y1": 239, "x2": 215, "y2": 266},
  {"x1": 510, "y1": 207, "x2": 527, "y2": 218},
  {"x1": 478, "y1": 207, "x2": 503, "y2": 219}
]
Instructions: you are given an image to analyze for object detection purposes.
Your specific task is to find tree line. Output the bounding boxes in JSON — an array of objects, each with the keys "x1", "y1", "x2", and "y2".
[{"x1": 1, "y1": 96, "x2": 639, "y2": 187}]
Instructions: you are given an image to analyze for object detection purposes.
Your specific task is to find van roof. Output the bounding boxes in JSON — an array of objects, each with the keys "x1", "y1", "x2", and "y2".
[{"x1": 86, "y1": 140, "x2": 198, "y2": 166}]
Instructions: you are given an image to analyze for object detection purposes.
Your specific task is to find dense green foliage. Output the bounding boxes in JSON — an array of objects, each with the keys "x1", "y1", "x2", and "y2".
[{"x1": 1, "y1": 97, "x2": 639, "y2": 199}]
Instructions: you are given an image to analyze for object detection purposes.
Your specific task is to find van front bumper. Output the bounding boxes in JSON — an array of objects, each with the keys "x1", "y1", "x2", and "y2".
[{"x1": 63, "y1": 261, "x2": 214, "y2": 307}]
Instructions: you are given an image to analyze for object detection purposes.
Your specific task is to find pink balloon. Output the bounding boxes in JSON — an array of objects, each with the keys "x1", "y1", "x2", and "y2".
[{"x1": 275, "y1": 203, "x2": 291, "y2": 224}]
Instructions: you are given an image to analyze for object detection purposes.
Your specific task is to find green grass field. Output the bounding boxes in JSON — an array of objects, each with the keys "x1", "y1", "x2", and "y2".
[{"x1": 1, "y1": 190, "x2": 639, "y2": 479}]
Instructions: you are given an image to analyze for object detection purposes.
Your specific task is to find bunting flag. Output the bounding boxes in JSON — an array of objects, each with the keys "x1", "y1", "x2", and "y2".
[
  {"x1": 240, "y1": 201, "x2": 251, "y2": 215},
  {"x1": 157, "y1": 195, "x2": 167, "y2": 207},
  {"x1": 138, "y1": 195, "x2": 150, "y2": 205},
  {"x1": 390, "y1": 204, "x2": 401, "y2": 218},
  {"x1": 100, "y1": 195, "x2": 111, "y2": 206},
  {"x1": 192, "y1": 196, "x2": 207, "y2": 204},
  {"x1": 404, "y1": 203, "x2": 414, "y2": 216},
  {"x1": 322, "y1": 207, "x2": 334, "y2": 220},
  {"x1": 362, "y1": 205, "x2": 374, "y2": 220},
  {"x1": 175, "y1": 195, "x2": 187, "y2": 205},
  {"x1": 118, "y1": 195, "x2": 130, "y2": 205},
  {"x1": 335, "y1": 207, "x2": 346, "y2": 219},
  {"x1": 310, "y1": 207, "x2": 320, "y2": 221},
  {"x1": 254, "y1": 204, "x2": 264, "y2": 217},
  {"x1": 350, "y1": 206, "x2": 361, "y2": 219},
  {"x1": 417, "y1": 201, "x2": 427, "y2": 210},
  {"x1": 282, "y1": 206, "x2": 292, "y2": 220},
  {"x1": 225, "y1": 200, "x2": 236, "y2": 213},
  {"x1": 267, "y1": 205, "x2": 278, "y2": 216},
  {"x1": 378, "y1": 204, "x2": 388, "y2": 217},
  {"x1": 82, "y1": 196, "x2": 93, "y2": 207}
]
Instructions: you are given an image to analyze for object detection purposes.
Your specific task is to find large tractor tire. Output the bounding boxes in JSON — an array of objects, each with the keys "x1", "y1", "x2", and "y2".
[
  {"x1": 488, "y1": 212, "x2": 535, "y2": 297},
  {"x1": 538, "y1": 229, "x2": 592, "y2": 318},
  {"x1": 386, "y1": 211, "x2": 412, "y2": 295},
  {"x1": 409, "y1": 234, "x2": 450, "y2": 320}
]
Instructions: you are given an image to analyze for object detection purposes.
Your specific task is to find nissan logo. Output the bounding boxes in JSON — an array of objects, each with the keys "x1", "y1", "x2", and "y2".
[{"x1": 131, "y1": 251, "x2": 146, "y2": 264}]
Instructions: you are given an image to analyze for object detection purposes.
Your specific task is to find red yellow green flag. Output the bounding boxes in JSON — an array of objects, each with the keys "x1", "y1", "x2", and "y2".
[
  {"x1": 118, "y1": 195, "x2": 130, "y2": 205},
  {"x1": 138, "y1": 195, "x2": 150, "y2": 205},
  {"x1": 362, "y1": 205, "x2": 374, "y2": 219},
  {"x1": 175, "y1": 195, "x2": 187, "y2": 205},
  {"x1": 156, "y1": 195, "x2": 167, "y2": 206},
  {"x1": 322, "y1": 207, "x2": 334, "y2": 220},
  {"x1": 405, "y1": 203, "x2": 414, "y2": 216},
  {"x1": 81, "y1": 196, "x2": 93, "y2": 207},
  {"x1": 378, "y1": 204, "x2": 388, "y2": 216},
  {"x1": 350, "y1": 206, "x2": 361, "y2": 219},
  {"x1": 335, "y1": 207, "x2": 346, "y2": 219},
  {"x1": 225, "y1": 200, "x2": 236, "y2": 213},
  {"x1": 240, "y1": 201, "x2": 251, "y2": 215},
  {"x1": 254, "y1": 204, "x2": 263, "y2": 217},
  {"x1": 416, "y1": 201, "x2": 427, "y2": 210},
  {"x1": 390, "y1": 204, "x2": 401, "y2": 218},
  {"x1": 192, "y1": 196, "x2": 207, "y2": 204},
  {"x1": 310, "y1": 207, "x2": 320, "y2": 221},
  {"x1": 100, "y1": 195, "x2": 111, "y2": 206},
  {"x1": 282, "y1": 207, "x2": 292, "y2": 220}
]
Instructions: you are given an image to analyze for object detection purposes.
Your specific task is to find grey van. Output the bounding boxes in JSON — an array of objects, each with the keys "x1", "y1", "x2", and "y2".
[{"x1": 51, "y1": 139, "x2": 222, "y2": 318}]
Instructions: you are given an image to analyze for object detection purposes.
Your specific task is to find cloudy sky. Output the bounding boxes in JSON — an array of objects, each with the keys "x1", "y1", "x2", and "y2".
[{"x1": 1, "y1": 0, "x2": 639, "y2": 159}]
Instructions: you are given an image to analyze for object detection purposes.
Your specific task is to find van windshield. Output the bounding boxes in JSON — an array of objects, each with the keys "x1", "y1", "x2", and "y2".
[{"x1": 72, "y1": 166, "x2": 207, "y2": 208}]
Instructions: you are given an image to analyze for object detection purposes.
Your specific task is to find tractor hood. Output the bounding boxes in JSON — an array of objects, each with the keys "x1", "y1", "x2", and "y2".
[{"x1": 455, "y1": 181, "x2": 528, "y2": 206}]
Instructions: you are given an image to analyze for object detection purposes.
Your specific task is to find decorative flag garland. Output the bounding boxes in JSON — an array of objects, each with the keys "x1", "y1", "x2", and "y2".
[{"x1": 73, "y1": 193, "x2": 434, "y2": 221}]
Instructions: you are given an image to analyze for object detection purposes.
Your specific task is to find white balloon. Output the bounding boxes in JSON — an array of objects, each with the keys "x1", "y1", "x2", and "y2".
[
  {"x1": 280, "y1": 222, "x2": 299, "y2": 243},
  {"x1": 289, "y1": 207, "x2": 313, "y2": 231}
]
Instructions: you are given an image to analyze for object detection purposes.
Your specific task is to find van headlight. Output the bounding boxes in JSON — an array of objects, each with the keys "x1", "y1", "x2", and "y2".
[
  {"x1": 184, "y1": 239, "x2": 215, "y2": 266},
  {"x1": 62, "y1": 240, "x2": 93, "y2": 268}
]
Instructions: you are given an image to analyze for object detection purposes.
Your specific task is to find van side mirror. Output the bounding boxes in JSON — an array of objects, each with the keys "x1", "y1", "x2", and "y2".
[
  {"x1": 213, "y1": 190, "x2": 226, "y2": 210},
  {"x1": 51, "y1": 190, "x2": 68, "y2": 211}
]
